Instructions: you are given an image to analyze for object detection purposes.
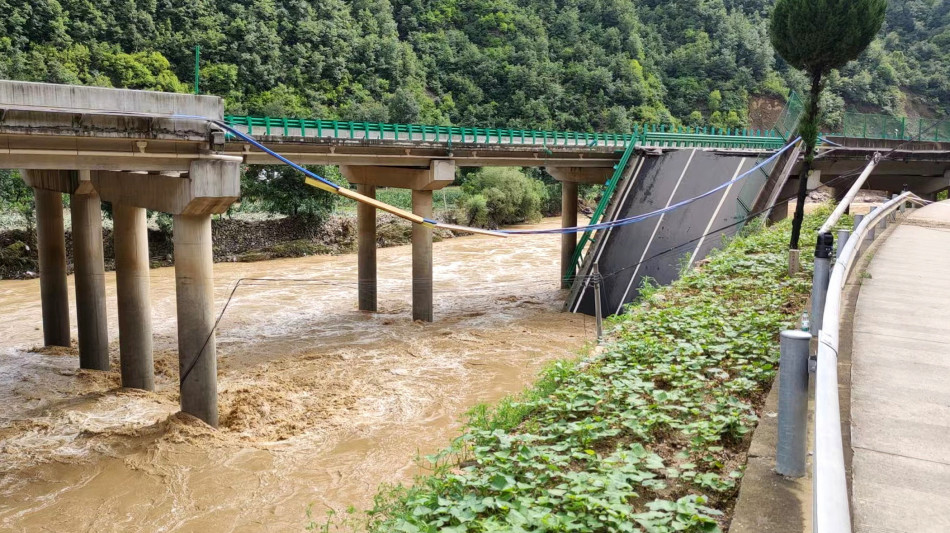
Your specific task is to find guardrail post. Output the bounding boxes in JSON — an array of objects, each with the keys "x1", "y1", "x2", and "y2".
[
  {"x1": 777, "y1": 329, "x2": 811, "y2": 477},
  {"x1": 811, "y1": 232, "x2": 834, "y2": 336},
  {"x1": 853, "y1": 214, "x2": 864, "y2": 232},
  {"x1": 837, "y1": 229, "x2": 850, "y2": 256}
]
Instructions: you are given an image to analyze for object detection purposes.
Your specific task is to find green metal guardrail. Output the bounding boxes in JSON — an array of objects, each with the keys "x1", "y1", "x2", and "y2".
[
  {"x1": 836, "y1": 112, "x2": 950, "y2": 142},
  {"x1": 223, "y1": 115, "x2": 786, "y2": 150},
  {"x1": 563, "y1": 141, "x2": 639, "y2": 284},
  {"x1": 777, "y1": 92, "x2": 949, "y2": 142},
  {"x1": 775, "y1": 92, "x2": 805, "y2": 141}
]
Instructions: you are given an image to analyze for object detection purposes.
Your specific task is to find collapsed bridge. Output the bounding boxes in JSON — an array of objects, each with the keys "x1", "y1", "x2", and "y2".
[{"x1": 2, "y1": 79, "x2": 948, "y2": 426}]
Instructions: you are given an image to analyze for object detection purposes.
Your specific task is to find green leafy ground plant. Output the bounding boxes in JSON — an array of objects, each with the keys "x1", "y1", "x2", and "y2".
[{"x1": 360, "y1": 210, "x2": 829, "y2": 533}]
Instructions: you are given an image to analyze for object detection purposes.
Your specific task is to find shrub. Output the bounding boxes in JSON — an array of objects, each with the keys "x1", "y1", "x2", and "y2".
[{"x1": 455, "y1": 167, "x2": 547, "y2": 228}]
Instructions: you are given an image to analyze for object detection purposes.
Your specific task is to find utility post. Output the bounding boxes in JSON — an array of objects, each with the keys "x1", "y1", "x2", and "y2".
[{"x1": 810, "y1": 232, "x2": 834, "y2": 336}]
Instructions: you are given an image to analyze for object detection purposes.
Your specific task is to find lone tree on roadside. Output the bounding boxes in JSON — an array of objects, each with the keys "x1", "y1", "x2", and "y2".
[{"x1": 770, "y1": 0, "x2": 886, "y2": 251}]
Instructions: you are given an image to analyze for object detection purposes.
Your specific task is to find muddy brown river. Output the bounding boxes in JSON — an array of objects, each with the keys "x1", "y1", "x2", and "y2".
[{"x1": 0, "y1": 218, "x2": 591, "y2": 531}]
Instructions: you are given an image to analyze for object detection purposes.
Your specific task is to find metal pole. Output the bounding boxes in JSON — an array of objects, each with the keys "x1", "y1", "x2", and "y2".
[
  {"x1": 837, "y1": 229, "x2": 850, "y2": 258},
  {"x1": 593, "y1": 262, "x2": 603, "y2": 341},
  {"x1": 777, "y1": 329, "x2": 812, "y2": 477},
  {"x1": 811, "y1": 232, "x2": 833, "y2": 336},
  {"x1": 853, "y1": 214, "x2": 866, "y2": 255},
  {"x1": 194, "y1": 45, "x2": 200, "y2": 95},
  {"x1": 818, "y1": 153, "x2": 881, "y2": 235}
]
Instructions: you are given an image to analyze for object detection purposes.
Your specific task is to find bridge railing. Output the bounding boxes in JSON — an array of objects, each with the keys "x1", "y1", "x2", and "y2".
[
  {"x1": 223, "y1": 115, "x2": 786, "y2": 150},
  {"x1": 775, "y1": 92, "x2": 949, "y2": 143},
  {"x1": 836, "y1": 112, "x2": 950, "y2": 142},
  {"x1": 807, "y1": 192, "x2": 927, "y2": 532},
  {"x1": 775, "y1": 92, "x2": 805, "y2": 141}
]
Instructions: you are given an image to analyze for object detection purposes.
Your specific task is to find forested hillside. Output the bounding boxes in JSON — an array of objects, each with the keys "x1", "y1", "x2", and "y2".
[{"x1": 0, "y1": 0, "x2": 947, "y2": 131}]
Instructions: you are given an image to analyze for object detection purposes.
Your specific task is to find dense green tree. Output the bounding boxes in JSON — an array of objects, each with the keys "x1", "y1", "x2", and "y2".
[
  {"x1": 770, "y1": 0, "x2": 887, "y2": 250},
  {"x1": 0, "y1": 0, "x2": 944, "y2": 142},
  {"x1": 241, "y1": 165, "x2": 344, "y2": 223}
]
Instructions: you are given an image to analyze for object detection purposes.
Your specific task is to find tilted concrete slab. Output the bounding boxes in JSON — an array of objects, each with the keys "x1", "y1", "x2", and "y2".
[{"x1": 851, "y1": 200, "x2": 950, "y2": 533}]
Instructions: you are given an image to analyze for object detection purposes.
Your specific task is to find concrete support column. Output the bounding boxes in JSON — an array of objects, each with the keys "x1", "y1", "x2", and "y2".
[
  {"x1": 34, "y1": 188, "x2": 70, "y2": 347},
  {"x1": 71, "y1": 192, "x2": 109, "y2": 370},
  {"x1": 412, "y1": 190, "x2": 433, "y2": 322},
  {"x1": 113, "y1": 204, "x2": 154, "y2": 390},
  {"x1": 560, "y1": 181, "x2": 579, "y2": 289},
  {"x1": 357, "y1": 184, "x2": 377, "y2": 312},
  {"x1": 173, "y1": 214, "x2": 218, "y2": 427}
]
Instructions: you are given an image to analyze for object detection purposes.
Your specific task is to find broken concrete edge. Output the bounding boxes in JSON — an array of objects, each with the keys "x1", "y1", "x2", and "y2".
[{"x1": 0, "y1": 80, "x2": 222, "y2": 119}]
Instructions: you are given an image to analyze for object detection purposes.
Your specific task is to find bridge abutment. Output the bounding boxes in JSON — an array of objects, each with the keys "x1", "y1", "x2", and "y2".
[
  {"x1": 356, "y1": 184, "x2": 377, "y2": 312},
  {"x1": 33, "y1": 185, "x2": 71, "y2": 347},
  {"x1": 113, "y1": 203, "x2": 155, "y2": 391}
]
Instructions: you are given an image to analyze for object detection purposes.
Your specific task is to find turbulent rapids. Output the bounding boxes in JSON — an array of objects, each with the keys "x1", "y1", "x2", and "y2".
[{"x1": 0, "y1": 218, "x2": 591, "y2": 531}]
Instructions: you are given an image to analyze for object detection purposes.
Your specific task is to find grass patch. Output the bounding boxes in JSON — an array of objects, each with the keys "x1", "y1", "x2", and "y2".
[{"x1": 332, "y1": 209, "x2": 831, "y2": 533}]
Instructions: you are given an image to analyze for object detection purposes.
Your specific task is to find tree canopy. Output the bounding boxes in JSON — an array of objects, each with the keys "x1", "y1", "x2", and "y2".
[
  {"x1": 0, "y1": 0, "x2": 945, "y2": 133},
  {"x1": 771, "y1": 0, "x2": 887, "y2": 75},
  {"x1": 769, "y1": 0, "x2": 886, "y2": 250}
]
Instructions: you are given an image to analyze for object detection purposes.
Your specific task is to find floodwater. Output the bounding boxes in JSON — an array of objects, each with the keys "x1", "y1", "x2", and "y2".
[{"x1": 0, "y1": 218, "x2": 591, "y2": 532}]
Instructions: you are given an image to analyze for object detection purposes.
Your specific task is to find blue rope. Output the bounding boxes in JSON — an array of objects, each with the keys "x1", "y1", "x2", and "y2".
[{"x1": 175, "y1": 114, "x2": 342, "y2": 191}]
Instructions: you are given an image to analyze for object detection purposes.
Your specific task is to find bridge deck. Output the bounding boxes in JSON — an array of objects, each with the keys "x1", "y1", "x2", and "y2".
[{"x1": 851, "y1": 201, "x2": 950, "y2": 532}]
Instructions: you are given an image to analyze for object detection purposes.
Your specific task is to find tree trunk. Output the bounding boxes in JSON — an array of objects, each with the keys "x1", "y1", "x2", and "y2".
[{"x1": 789, "y1": 71, "x2": 823, "y2": 250}]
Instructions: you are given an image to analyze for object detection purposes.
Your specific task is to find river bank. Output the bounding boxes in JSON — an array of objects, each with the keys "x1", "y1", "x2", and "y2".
[
  {"x1": 363, "y1": 212, "x2": 825, "y2": 532},
  {"x1": 0, "y1": 217, "x2": 592, "y2": 531}
]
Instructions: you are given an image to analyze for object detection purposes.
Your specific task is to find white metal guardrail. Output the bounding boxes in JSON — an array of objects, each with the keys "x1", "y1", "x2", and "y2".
[{"x1": 811, "y1": 191, "x2": 927, "y2": 532}]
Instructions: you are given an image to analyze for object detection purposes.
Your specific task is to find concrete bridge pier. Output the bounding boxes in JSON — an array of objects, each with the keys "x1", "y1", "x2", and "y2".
[
  {"x1": 24, "y1": 170, "x2": 110, "y2": 365},
  {"x1": 341, "y1": 161, "x2": 455, "y2": 322},
  {"x1": 174, "y1": 213, "x2": 217, "y2": 426},
  {"x1": 560, "y1": 181, "x2": 579, "y2": 289},
  {"x1": 412, "y1": 189, "x2": 434, "y2": 322},
  {"x1": 113, "y1": 203, "x2": 154, "y2": 390},
  {"x1": 92, "y1": 158, "x2": 240, "y2": 425},
  {"x1": 546, "y1": 167, "x2": 611, "y2": 289},
  {"x1": 70, "y1": 188, "x2": 109, "y2": 370},
  {"x1": 356, "y1": 184, "x2": 377, "y2": 312},
  {"x1": 34, "y1": 186, "x2": 71, "y2": 347}
]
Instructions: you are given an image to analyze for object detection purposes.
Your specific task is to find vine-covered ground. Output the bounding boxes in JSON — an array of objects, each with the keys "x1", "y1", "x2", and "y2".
[{"x1": 350, "y1": 211, "x2": 825, "y2": 533}]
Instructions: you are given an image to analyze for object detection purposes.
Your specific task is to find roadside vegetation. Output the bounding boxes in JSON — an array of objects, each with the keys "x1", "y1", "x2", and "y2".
[{"x1": 343, "y1": 210, "x2": 827, "y2": 532}]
